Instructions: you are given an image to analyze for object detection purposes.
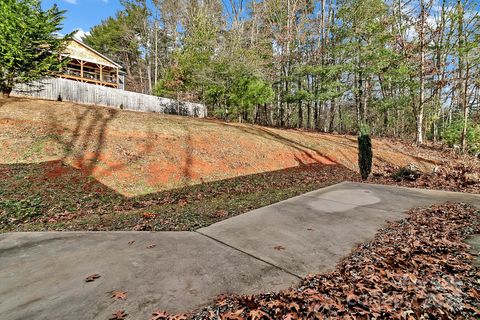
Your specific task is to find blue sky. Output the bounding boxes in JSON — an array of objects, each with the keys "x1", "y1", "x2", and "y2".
[
  {"x1": 43, "y1": 0, "x2": 241, "y2": 38},
  {"x1": 42, "y1": 0, "x2": 122, "y2": 37}
]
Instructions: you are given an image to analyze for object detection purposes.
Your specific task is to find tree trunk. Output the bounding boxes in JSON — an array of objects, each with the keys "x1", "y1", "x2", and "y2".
[
  {"x1": 338, "y1": 103, "x2": 344, "y2": 133},
  {"x1": 154, "y1": 22, "x2": 158, "y2": 89},
  {"x1": 356, "y1": 71, "x2": 363, "y2": 127},
  {"x1": 2, "y1": 87, "x2": 12, "y2": 98},
  {"x1": 297, "y1": 101, "x2": 303, "y2": 129},
  {"x1": 328, "y1": 99, "x2": 336, "y2": 132},
  {"x1": 363, "y1": 77, "x2": 370, "y2": 122},
  {"x1": 416, "y1": 0, "x2": 426, "y2": 144},
  {"x1": 307, "y1": 101, "x2": 311, "y2": 129},
  {"x1": 457, "y1": 0, "x2": 468, "y2": 153},
  {"x1": 314, "y1": 76, "x2": 319, "y2": 130}
]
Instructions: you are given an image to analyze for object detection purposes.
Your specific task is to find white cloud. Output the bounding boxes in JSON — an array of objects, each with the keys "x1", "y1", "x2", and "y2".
[{"x1": 74, "y1": 28, "x2": 90, "y2": 41}]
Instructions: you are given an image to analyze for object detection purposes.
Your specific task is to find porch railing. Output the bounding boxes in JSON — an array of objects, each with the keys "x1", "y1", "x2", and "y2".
[{"x1": 63, "y1": 68, "x2": 118, "y2": 84}]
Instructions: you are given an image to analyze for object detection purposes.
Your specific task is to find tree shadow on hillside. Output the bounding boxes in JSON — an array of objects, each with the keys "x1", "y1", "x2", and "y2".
[
  {"x1": 0, "y1": 159, "x2": 358, "y2": 231},
  {"x1": 219, "y1": 123, "x2": 438, "y2": 168},
  {"x1": 41, "y1": 103, "x2": 156, "y2": 180},
  {"x1": 1, "y1": 101, "x2": 362, "y2": 231},
  {"x1": 182, "y1": 125, "x2": 194, "y2": 185},
  {"x1": 216, "y1": 123, "x2": 338, "y2": 165},
  {"x1": 42, "y1": 105, "x2": 120, "y2": 177}
]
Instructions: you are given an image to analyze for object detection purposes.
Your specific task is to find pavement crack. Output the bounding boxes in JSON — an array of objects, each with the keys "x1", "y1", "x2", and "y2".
[{"x1": 194, "y1": 230, "x2": 303, "y2": 280}]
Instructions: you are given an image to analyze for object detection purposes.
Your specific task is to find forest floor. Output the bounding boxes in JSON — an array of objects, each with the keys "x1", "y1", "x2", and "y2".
[{"x1": 0, "y1": 97, "x2": 479, "y2": 232}]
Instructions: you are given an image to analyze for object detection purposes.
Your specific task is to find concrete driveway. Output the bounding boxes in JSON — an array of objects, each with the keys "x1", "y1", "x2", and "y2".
[{"x1": 1, "y1": 182, "x2": 479, "y2": 320}]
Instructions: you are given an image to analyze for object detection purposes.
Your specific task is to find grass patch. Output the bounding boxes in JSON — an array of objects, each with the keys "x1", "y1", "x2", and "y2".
[{"x1": 0, "y1": 161, "x2": 357, "y2": 232}]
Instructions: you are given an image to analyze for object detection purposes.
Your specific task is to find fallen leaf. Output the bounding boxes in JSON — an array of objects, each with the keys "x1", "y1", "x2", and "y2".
[
  {"x1": 111, "y1": 291, "x2": 127, "y2": 301},
  {"x1": 143, "y1": 212, "x2": 156, "y2": 219},
  {"x1": 150, "y1": 310, "x2": 169, "y2": 320},
  {"x1": 109, "y1": 310, "x2": 127, "y2": 320},
  {"x1": 128, "y1": 240, "x2": 135, "y2": 245},
  {"x1": 249, "y1": 308, "x2": 268, "y2": 320},
  {"x1": 85, "y1": 274, "x2": 100, "y2": 282},
  {"x1": 273, "y1": 245, "x2": 286, "y2": 251},
  {"x1": 146, "y1": 244, "x2": 156, "y2": 249},
  {"x1": 214, "y1": 210, "x2": 227, "y2": 218}
]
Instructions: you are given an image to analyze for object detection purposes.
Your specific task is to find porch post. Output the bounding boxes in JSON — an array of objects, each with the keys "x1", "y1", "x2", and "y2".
[{"x1": 80, "y1": 60, "x2": 84, "y2": 79}]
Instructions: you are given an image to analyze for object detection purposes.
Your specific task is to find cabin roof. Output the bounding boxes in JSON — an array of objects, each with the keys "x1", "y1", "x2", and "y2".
[{"x1": 63, "y1": 38, "x2": 123, "y2": 69}]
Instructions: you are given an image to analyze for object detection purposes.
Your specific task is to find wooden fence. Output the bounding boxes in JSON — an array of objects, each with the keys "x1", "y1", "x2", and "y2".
[{"x1": 12, "y1": 77, "x2": 207, "y2": 118}]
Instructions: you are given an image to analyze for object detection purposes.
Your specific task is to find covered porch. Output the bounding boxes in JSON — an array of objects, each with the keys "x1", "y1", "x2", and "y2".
[{"x1": 60, "y1": 58, "x2": 120, "y2": 88}]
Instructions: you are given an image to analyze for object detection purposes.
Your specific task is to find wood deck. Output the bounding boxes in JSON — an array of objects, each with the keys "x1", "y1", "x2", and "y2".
[{"x1": 58, "y1": 74, "x2": 119, "y2": 88}]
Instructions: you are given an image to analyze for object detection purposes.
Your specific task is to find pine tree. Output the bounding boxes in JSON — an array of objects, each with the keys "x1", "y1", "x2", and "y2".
[
  {"x1": 0, "y1": 0, "x2": 71, "y2": 98},
  {"x1": 358, "y1": 123, "x2": 373, "y2": 180}
]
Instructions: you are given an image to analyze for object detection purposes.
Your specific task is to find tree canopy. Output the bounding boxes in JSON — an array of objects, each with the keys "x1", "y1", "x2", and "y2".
[
  {"x1": 68, "y1": 0, "x2": 480, "y2": 153},
  {"x1": 0, "y1": 0, "x2": 71, "y2": 97}
]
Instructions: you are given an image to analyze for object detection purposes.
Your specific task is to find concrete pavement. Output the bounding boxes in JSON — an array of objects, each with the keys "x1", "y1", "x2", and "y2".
[{"x1": 1, "y1": 182, "x2": 479, "y2": 319}]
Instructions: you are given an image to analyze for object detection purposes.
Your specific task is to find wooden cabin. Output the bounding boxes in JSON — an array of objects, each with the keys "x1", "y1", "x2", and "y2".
[{"x1": 59, "y1": 39, "x2": 125, "y2": 90}]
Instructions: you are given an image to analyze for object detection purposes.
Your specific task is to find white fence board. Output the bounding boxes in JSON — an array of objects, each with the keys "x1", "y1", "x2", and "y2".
[{"x1": 12, "y1": 78, "x2": 207, "y2": 118}]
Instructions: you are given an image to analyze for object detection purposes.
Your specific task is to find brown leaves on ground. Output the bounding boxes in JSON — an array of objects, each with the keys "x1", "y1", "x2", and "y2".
[
  {"x1": 373, "y1": 160, "x2": 480, "y2": 193},
  {"x1": 85, "y1": 274, "x2": 101, "y2": 282},
  {"x1": 151, "y1": 310, "x2": 169, "y2": 320},
  {"x1": 109, "y1": 310, "x2": 127, "y2": 320},
  {"x1": 111, "y1": 291, "x2": 127, "y2": 301},
  {"x1": 143, "y1": 212, "x2": 157, "y2": 219},
  {"x1": 178, "y1": 202, "x2": 480, "y2": 319},
  {"x1": 371, "y1": 141, "x2": 480, "y2": 194},
  {"x1": 151, "y1": 310, "x2": 187, "y2": 320}
]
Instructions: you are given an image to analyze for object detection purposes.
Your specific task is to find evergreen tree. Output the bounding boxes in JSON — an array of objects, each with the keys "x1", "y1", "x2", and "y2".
[
  {"x1": 358, "y1": 123, "x2": 373, "y2": 180},
  {"x1": 0, "y1": 0, "x2": 71, "y2": 97},
  {"x1": 81, "y1": 0, "x2": 479, "y2": 152}
]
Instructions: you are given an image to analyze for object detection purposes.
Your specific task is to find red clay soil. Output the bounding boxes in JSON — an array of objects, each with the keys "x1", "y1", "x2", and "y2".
[{"x1": 0, "y1": 97, "x2": 443, "y2": 197}]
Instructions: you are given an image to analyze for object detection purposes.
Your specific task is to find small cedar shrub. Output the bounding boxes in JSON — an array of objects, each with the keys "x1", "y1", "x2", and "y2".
[{"x1": 358, "y1": 125, "x2": 373, "y2": 180}]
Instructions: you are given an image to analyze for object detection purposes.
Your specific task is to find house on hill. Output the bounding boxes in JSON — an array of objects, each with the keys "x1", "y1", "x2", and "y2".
[
  {"x1": 11, "y1": 39, "x2": 207, "y2": 118},
  {"x1": 59, "y1": 39, "x2": 125, "y2": 90}
]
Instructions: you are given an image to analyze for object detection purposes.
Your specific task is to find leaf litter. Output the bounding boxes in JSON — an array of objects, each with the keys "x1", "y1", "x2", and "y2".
[
  {"x1": 110, "y1": 310, "x2": 127, "y2": 320},
  {"x1": 85, "y1": 274, "x2": 101, "y2": 282},
  {"x1": 110, "y1": 291, "x2": 127, "y2": 301},
  {"x1": 157, "y1": 202, "x2": 479, "y2": 319}
]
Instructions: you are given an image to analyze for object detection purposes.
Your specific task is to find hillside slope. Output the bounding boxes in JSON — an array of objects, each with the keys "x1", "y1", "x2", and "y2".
[{"x1": 0, "y1": 97, "x2": 436, "y2": 197}]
